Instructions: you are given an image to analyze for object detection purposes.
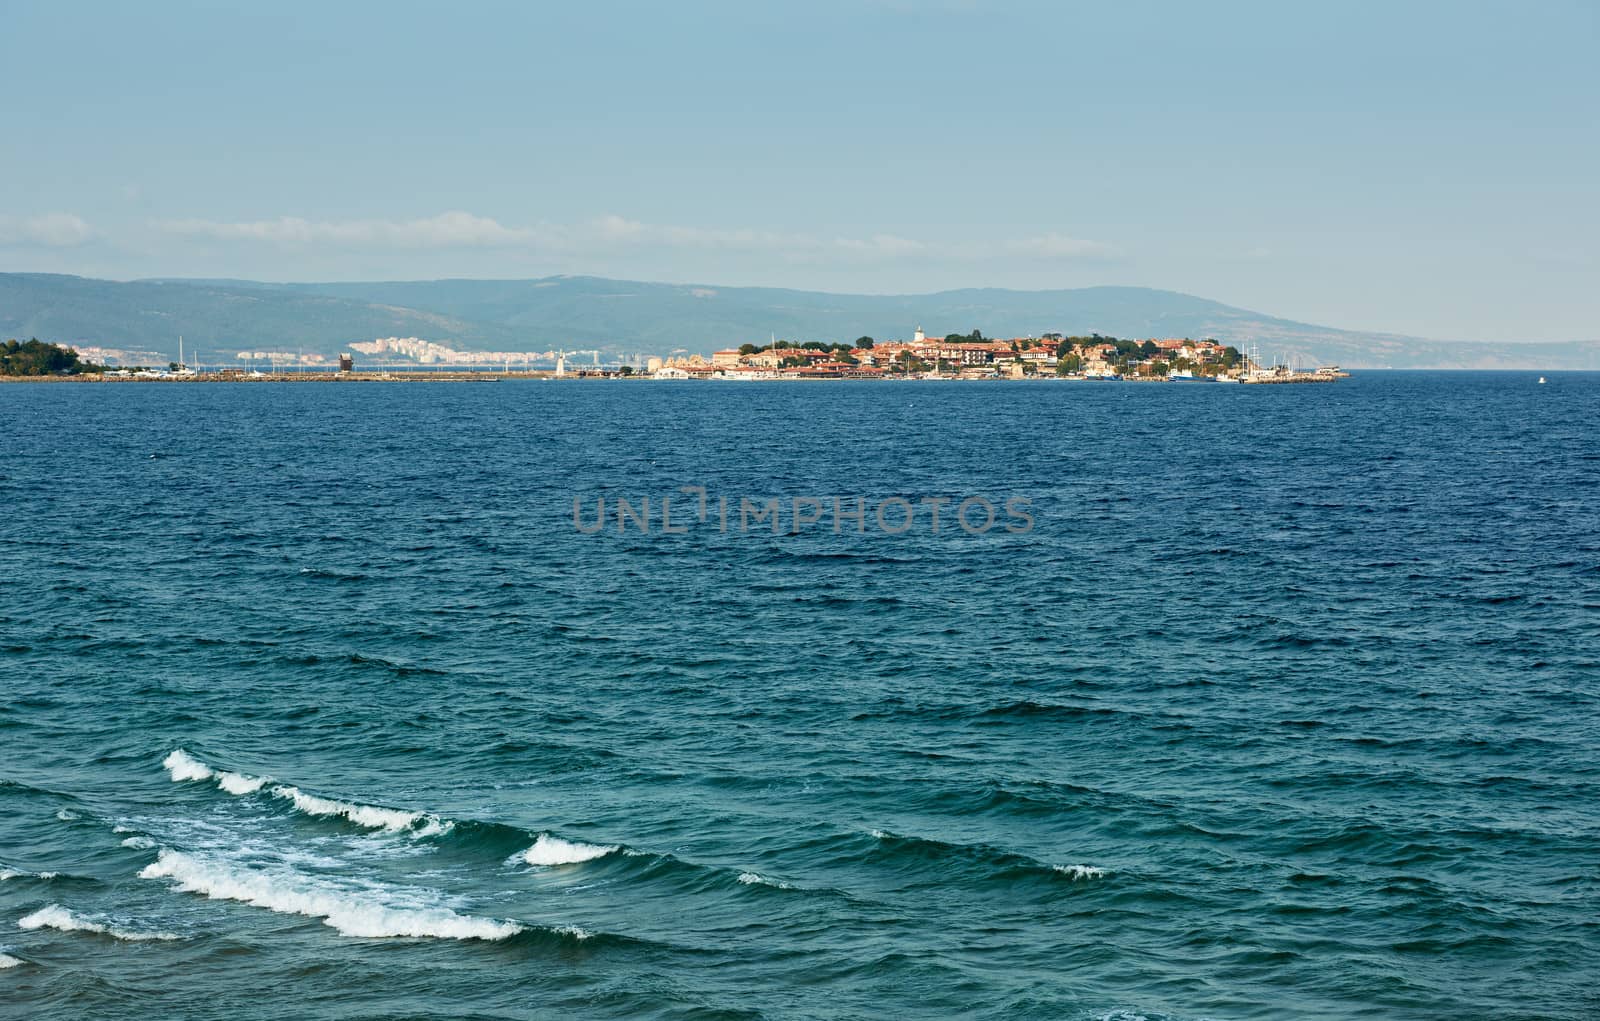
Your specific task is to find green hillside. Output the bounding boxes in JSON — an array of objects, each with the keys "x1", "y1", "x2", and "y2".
[{"x1": 0, "y1": 273, "x2": 529, "y2": 357}]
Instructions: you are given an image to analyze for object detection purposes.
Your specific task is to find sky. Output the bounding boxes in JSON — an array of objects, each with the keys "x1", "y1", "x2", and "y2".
[{"x1": 1, "y1": 0, "x2": 1596, "y2": 341}]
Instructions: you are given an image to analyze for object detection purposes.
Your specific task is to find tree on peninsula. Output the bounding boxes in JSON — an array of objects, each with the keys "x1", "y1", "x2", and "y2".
[{"x1": 0, "y1": 339, "x2": 103, "y2": 376}]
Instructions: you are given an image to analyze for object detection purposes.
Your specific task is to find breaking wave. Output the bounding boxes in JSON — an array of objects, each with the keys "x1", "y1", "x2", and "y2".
[
  {"x1": 521, "y1": 834, "x2": 617, "y2": 866},
  {"x1": 268, "y1": 785, "x2": 450, "y2": 836},
  {"x1": 17, "y1": 905, "x2": 181, "y2": 942},
  {"x1": 139, "y1": 847, "x2": 522, "y2": 941},
  {"x1": 162, "y1": 749, "x2": 451, "y2": 836},
  {"x1": 737, "y1": 872, "x2": 794, "y2": 889},
  {"x1": 163, "y1": 748, "x2": 214, "y2": 782},
  {"x1": 862, "y1": 827, "x2": 1110, "y2": 886},
  {"x1": 0, "y1": 952, "x2": 20, "y2": 969},
  {"x1": 219, "y1": 772, "x2": 267, "y2": 795}
]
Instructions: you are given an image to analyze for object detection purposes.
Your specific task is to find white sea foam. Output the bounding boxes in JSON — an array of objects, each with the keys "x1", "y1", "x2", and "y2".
[
  {"x1": 521, "y1": 834, "x2": 616, "y2": 866},
  {"x1": 55, "y1": 809, "x2": 80, "y2": 821},
  {"x1": 737, "y1": 872, "x2": 794, "y2": 889},
  {"x1": 1054, "y1": 864, "x2": 1106, "y2": 880},
  {"x1": 0, "y1": 866, "x2": 56, "y2": 882},
  {"x1": 217, "y1": 771, "x2": 267, "y2": 795},
  {"x1": 166, "y1": 749, "x2": 267, "y2": 795},
  {"x1": 161, "y1": 748, "x2": 450, "y2": 836},
  {"x1": 17, "y1": 905, "x2": 181, "y2": 942},
  {"x1": 163, "y1": 749, "x2": 214, "y2": 782},
  {"x1": 0, "y1": 952, "x2": 21, "y2": 969},
  {"x1": 268, "y1": 785, "x2": 450, "y2": 835},
  {"x1": 139, "y1": 848, "x2": 521, "y2": 941},
  {"x1": 121, "y1": 835, "x2": 158, "y2": 850}
]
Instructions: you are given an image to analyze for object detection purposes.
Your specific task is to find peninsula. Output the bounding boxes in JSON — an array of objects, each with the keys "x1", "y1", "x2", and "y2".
[{"x1": 649, "y1": 329, "x2": 1345, "y2": 383}]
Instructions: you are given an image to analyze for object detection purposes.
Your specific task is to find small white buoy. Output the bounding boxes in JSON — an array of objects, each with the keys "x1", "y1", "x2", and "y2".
[{"x1": 1538, "y1": 376, "x2": 1547, "y2": 384}]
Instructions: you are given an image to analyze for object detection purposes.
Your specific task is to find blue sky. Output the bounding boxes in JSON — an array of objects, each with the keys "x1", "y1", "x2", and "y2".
[{"x1": 2, "y1": 0, "x2": 1595, "y2": 341}]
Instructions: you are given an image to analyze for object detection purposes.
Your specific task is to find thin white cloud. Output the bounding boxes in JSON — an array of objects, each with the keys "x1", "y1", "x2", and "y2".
[
  {"x1": 1003, "y1": 233, "x2": 1114, "y2": 259},
  {"x1": 158, "y1": 211, "x2": 532, "y2": 248},
  {"x1": 836, "y1": 234, "x2": 927, "y2": 256},
  {"x1": 0, "y1": 212, "x2": 94, "y2": 247},
  {"x1": 151, "y1": 211, "x2": 1112, "y2": 263},
  {"x1": 590, "y1": 215, "x2": 801, "y2": 250}
]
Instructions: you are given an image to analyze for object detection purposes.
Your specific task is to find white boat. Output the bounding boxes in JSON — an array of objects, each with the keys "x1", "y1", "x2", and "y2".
[{"x1": 1539, "y1": 376, "x2": 1547, "y2": 384}]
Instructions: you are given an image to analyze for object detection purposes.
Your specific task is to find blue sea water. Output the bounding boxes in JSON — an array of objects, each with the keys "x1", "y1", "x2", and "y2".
[{"x1": 1, "y1": 372, "x2": 1597, "y2": 1020}]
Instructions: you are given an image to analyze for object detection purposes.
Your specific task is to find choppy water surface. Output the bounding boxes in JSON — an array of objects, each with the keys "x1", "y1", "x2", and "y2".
[{"x1": 2, "y1": 373, "x2": 1597, "y2": 1020}]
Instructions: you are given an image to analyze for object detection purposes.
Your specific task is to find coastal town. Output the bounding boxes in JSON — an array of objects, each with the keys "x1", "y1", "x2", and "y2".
[{"x1": 645, "y1": 328, "x2": 1346, "y2": 383}]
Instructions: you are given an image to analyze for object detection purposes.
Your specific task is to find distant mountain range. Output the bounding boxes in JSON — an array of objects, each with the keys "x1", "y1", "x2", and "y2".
[{"x1": 2, "y1": 271, "x2": 1595, "y2": 369}]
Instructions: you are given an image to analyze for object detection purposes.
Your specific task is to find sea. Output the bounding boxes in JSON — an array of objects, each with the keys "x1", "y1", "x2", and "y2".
[{"x1": 1, "y1": 372, "x2": 1596, "y2": 1020}]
